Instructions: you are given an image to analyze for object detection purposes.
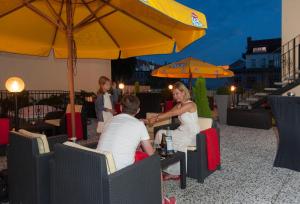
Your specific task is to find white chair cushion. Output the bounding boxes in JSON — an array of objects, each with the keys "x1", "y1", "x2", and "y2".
[
  {"x1": 198, "y1": 117, "x2": 213, "y2": 132},
  {"x1": 18, "y1": 129, "x2": 50, "y2": 154},
  {"x1": 44, "y1": 119, "x2": 60, "y2": 127},
  {"x1": 63, "y1": 141, "x2": 116, "y2": 175}
]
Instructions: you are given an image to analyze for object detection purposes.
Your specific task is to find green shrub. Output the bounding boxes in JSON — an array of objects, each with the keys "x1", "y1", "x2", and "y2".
[{"x1": 192, "y1": 78, "x2": 212, "y2": 118}]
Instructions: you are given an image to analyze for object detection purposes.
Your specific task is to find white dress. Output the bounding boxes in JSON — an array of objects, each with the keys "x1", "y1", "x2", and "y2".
[{"x1": 154, "y1": 110, "x2": 200, "y2": 175}]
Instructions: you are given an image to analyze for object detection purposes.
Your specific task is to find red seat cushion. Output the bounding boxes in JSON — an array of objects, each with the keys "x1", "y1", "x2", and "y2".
[
  {"x1": 134, "y1": 150, "x2": 149, "y2": 162},
  {"x1": 114, "y1": 103, "x2": 121, "y2": 114},
  {"x1": 200, "y1": 128, "x2": 220, "y2": 171},
  {"x1": 0, "y1": 118, "x2": 9, "y2": 145},
  {"x1": 66, "y1": 113, "x2": 83, "y2": 140},
  {"x1": 164, "y1": 100, "x2": 174, "y2": 112}
]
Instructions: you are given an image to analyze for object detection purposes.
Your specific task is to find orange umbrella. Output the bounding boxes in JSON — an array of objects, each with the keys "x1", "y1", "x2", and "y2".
[{"x1": 151, "y1": 57, "x2": 234, "y2": 89}]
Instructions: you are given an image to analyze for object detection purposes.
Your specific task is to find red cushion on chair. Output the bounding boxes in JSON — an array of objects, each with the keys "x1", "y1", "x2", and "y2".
[
  {"x1": 200, "y1": 128, "x2": 220, "y2": 171},
  {"x1": 114, "y1": 103, "x2": 121, "y2": 114},
  {"x1": 164, "y1": 100, "x2": 174, "y2": 112},
  {"x1": 0, "y1": 118, "x2": 9, "y2": 145},
  {"x1": 66, "y1": 113, "x2": 83, "y2": 140},
  {"x1": 134, "y1": 150, "x2": 149, "y2": 162}
]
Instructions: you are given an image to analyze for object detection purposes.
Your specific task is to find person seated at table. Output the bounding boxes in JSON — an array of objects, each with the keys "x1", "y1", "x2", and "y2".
[
  {"x1": 97, "y1": 95, "x2": 176, "y2": 204},
  {"x1": 147, "y1": 82, "x2": 200, "y2": 180},
  {"x1": 97, "y1": 95, "x2": 154, "y2": 170}
]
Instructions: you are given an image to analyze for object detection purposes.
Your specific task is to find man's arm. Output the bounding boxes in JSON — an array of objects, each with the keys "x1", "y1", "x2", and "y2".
[{"x1": 141, "y1": 140, "x2": 155, "y2": 156}]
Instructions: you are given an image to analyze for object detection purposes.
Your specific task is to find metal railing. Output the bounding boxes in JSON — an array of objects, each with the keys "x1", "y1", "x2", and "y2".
[
  {"x1": 281, "y1": 34, "x2": 300, "y2": 83},
  {"x1": 0, "y1": 90, "x2": 86, "y2": 127}
]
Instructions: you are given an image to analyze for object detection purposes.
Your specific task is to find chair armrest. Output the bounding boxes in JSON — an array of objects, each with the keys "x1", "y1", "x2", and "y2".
[
  {"x1": 108, "y1": 155, "x2": 162, "y2": 204},
  {"x1": 47, "y1": 134, "x2": 68, "y2": 151},
  {"x1": 35, "y1": 152, "x2": 54, "y2": 204}
]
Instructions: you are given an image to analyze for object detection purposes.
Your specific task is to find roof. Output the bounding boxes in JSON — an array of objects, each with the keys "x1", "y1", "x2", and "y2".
[
  {"x1": 245, "y1": 37, "x2": 281, "y2": 55},
  {"x1": 229, "y1": 59, "x2": 245, "y2": 70}
]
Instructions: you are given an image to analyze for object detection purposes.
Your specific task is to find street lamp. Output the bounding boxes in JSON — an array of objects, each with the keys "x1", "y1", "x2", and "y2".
[
  {"x1": 230, "y1": 85, "x2": 236, "y2": 108},
  {"x1": 5, "y1": 77, "x2": 25, "y2": 130},
  {"x1": 118, "y1": 83, "x2": 125, "y2": 95}
]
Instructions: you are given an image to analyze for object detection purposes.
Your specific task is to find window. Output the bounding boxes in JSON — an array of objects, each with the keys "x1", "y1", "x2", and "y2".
[
  {"x1": 253, "y1": 47, "x2": 267, "y2": 53},
  {"x1": 261, "y1": 59, "x2": 266, "y2": 68},
  {"x1": 269, "y1": 60, "x2": 274, "y2": 68},
  {"x1": 251, "y1": 59, "x2": 256, "y2": 68}
]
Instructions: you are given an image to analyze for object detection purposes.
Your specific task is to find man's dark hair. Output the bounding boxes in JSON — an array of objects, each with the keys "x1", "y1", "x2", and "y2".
[{"x1": 121, "y1": 95, "x2": 140, "y2": 115}]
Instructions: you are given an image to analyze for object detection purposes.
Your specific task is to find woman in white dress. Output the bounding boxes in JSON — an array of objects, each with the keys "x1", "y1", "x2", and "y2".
[{"x1": 148, "y1": 82, "x2": 200, "y2": 180}]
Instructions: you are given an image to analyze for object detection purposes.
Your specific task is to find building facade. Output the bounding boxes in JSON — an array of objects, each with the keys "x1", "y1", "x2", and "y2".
[
  {"x1": 281, "y1": 0, "x2": 300, "y2": 94},
  {"x1": 231, "y1": 37, "x2": 281, "y2": 89}
]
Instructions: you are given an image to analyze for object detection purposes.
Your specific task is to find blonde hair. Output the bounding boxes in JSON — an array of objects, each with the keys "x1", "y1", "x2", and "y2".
[
  {"x1": 173, "y1": 81, "x2": 191, "y2": 100},
  {"x1": 98, "y1": 76, "x2": 111, "y2": 94}
]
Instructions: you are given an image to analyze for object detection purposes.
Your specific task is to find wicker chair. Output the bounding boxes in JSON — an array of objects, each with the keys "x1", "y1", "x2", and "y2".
[
  {"x1": 8, "y1": 132, "x2": 67, "y2": 204},
  {"x1": 50, "y1": 144, "x2": 162, "y2": 204},
  {"x1": 154, "y1": 117, "x2": 221, "y2": 183}
]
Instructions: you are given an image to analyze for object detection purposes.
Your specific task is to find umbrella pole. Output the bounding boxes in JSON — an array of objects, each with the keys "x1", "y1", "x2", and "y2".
[
  {"x1": 66, "y1": 0, "x2": 76, "y2": 141},
  {"x1": 189, "y1": 72, "x2": 192, "y2": 91}
]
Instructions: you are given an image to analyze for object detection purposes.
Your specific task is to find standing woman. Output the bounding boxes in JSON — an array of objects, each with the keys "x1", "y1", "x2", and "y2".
[
  {"x1": 95, "y1": 76, "x2": 115, "y2": 134},
  {"x1": 148, "y1": 82, "x2": 200, "y2": 180}
]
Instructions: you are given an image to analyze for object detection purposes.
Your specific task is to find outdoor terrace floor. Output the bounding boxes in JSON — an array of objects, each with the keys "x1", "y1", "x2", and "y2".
[
  {"x1": 1, "y1": 123, "x2": 299, "y2": 203},
  {"x1": 164, "y1": 124, "x2": 300, "y2": 204}
]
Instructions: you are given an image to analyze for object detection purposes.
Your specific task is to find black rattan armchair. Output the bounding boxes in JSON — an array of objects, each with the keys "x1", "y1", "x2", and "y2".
[
  {"x1": 154, "y1": 119, "x2": 221, "y2": 183},
  {"x1": 50, "y1": 144, "x2": 162, "y2": 204},
  {"x1": 8, "y1": 132, "x2": 67, "y2": 204}
]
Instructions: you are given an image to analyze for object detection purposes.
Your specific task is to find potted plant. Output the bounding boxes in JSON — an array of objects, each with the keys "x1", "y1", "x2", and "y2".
[
  {"x1": 192, "y1": 78, "x2": 212, "y2": 118},
  {"x1": 215, "y1": 86, "x2": 230, "y2": 124}
]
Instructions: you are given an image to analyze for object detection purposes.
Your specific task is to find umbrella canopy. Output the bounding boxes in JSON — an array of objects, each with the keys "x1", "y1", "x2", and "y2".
[
  {"x1": 0, "y1": 0, "x2": 207, "y2": 58},
  {"x1": 0, "y1": 0, "x2": 207, "y2": 138},
  {"x1": 151, "y1": 57, "x2": 234, "y2": 90},
  {"x1": 151, "y1": 57, "x2": 234, "y2": 78}
]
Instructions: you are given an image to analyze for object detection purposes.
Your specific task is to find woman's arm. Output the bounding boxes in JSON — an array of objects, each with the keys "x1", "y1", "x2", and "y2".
[{"x1": 148, "y1": 102, "x2": 196, "y2": 125}]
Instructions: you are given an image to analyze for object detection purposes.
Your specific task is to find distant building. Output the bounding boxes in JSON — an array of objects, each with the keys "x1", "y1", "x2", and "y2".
[
  {"x1": 126, "y1": 59, "x2": 160, "y2": 85},
  {"x1": 230, "y1": 37, "x2": 281, "y2": 89}
]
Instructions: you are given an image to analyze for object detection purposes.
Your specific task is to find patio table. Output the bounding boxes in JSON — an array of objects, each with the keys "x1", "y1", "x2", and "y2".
[
  {"x1": 159, "y1": 151, "x2": 186, "y2": 189},
  {"x1": 269, "y1": 96, "x2": 300, "y2": 171}
]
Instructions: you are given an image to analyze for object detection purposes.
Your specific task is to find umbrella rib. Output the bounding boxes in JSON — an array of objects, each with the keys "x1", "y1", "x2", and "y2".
[
  {"x1": 75, "y1": 9, "x2": 117, "y2": 30},
  {"x1": 73, "y1": 3, "x2": 106, "y2": 30},
  {"x1": 45, "y1": 0, "x2": 67, "y2": 29},
  {"x1": 103, "y1": 1, "x2": 173, "y2": 41},
  {"x1": 23, "y1": 0, "x2": 63, "y2": 30},
  {"x1": 81, "y1": 0, "x2": 120, "y2": 48},
  {"x1": 0, "y1": 0, "x2": 36, "y2": 19},
  {"x1": 50, "y1": 0, "x2": 65, "y2": 48}
]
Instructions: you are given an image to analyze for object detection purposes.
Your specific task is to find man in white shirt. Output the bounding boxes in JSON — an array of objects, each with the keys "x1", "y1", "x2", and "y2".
[{"x1": 97, "y1": 95, "x2": 154, "y2": 170}]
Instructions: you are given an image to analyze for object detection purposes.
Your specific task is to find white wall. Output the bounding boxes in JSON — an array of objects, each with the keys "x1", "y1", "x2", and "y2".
[
  {"x1": 0, "y1": 52, "x2": 111, "y2": 93},
  {"x1": 282, "y1": 0, "x2": 300, "y2": 45},
  {"x1": 282, "y1": 0, "x2": 300, "y2": 81}
]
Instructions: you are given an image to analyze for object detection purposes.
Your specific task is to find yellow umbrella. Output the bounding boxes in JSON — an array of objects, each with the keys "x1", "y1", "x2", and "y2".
[
  {"x1": 151, "y1": 57, "x2": 234, "y2": 89},
  {"x1": 0, "y1": 0, "x2": 207, "y2": 138}
]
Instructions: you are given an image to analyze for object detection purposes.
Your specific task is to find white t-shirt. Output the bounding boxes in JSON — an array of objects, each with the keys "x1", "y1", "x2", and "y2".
[{"x1": 96, "y1": 113, "x2": 150, "y2": 170}]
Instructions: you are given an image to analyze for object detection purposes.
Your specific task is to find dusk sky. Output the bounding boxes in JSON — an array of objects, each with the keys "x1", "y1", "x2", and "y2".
[{"x1": 141, "y1": 0, "x2": 281, "y2": 66}]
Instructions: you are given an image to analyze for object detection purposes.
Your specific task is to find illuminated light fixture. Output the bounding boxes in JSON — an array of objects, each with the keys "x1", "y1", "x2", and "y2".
[
  {"x1": 5, "y1": 77, "x2": 25, "y2": 130},
  {"x1": 168, "y1": 84, "x2": 173, "y2": 90},
  {"x1": 230, "y1": 85, "x2": 236, "y2": 92},
  {"x1": 5, "y1": 77, "x2": 25, "y2": 93},
  {"x1": 118, "y1": 83, "x2": 125, "y2": 90}
]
